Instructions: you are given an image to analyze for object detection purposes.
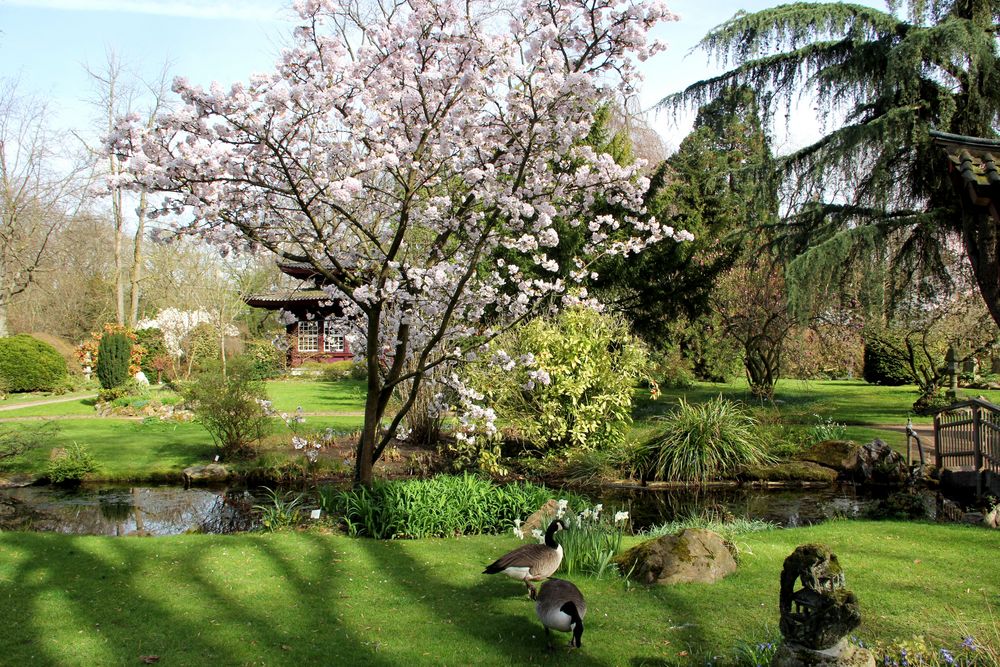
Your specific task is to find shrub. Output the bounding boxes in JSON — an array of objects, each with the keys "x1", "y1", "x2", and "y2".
[
  {"x1": 183, "y1": 357, "x2": 271, "y2": 460},
  {"x1": 0, "y1": 335, "x2": 69, "y2": 392},
  {"x1": 244, "y1": 340, "x2": 286, "y2": 380},
  {"x1": 97, "y1": 332, "x2": 132, "y2": 389},
  {"x1": 912, "y1": 392, "x2": 953, "y2": 415},
  {"x1": 318, "y1": 473, "x2": 559, "y2": 539},
  {"x1": 46, "y1": 442, "x2": 98, "y2": 483},
  {"x1": 0, "y1": 421, "x2": 60, "y2": 466},
  {"x1": 135, "y1": 328, "x2": 168, "y2": 381},
  {"x1": 27, "y1": 332, "x2": 83, "y2": 376},
  {"x1": 317, "y1": 359, "x2": 366, "y2": 382},
  {"x1": 465, "y1": 306, "x2": 651, "y2": 453},
  {"x1": 862, "y1": 330, "x2": 913, "y2": 386},
  {"x1": 632, "y1": 397, "x2": 773, "y2": 483}
]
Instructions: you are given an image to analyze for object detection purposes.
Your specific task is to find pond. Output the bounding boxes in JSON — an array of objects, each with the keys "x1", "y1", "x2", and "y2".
[{"x1": 0, "y1": 482, "x2": 900, "y2": 536}]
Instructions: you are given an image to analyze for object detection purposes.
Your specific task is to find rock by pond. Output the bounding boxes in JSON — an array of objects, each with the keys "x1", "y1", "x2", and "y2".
[{"x1": 614, "y1": 528, "x2": 736, "y2": 585}]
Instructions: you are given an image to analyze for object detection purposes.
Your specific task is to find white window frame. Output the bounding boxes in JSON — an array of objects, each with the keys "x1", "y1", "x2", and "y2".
[
  {"x1": 298, "y1": 320, "x2": 319, "y2": 352},
  {"x1": 323, "y1": 319, "x2": 345, "y2": 353}
]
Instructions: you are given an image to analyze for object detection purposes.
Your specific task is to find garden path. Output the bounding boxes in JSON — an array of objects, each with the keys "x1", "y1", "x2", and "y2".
[{"x1": 0, "y1": 394, "x2": 97, "y2": 412}]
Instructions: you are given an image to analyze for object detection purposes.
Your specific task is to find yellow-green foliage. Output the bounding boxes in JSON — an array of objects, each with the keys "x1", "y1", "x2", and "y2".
[{"x1": 468, "y1": 306, "x2": 650, "y2": 452}]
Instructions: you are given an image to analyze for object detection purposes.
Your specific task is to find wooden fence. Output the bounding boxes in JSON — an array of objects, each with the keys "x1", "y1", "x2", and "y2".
[{"x1": 933, "y1": 398, "x2": 1000, "y2": 497}]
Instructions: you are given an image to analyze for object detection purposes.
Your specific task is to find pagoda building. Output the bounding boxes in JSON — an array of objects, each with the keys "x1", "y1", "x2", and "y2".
[{"x1": 245, "y1": 261, "x2": 354, "y2": 367}]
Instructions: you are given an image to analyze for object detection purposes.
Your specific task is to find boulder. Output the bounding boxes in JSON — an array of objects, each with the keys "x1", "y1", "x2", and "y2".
[
  {"x1": 521, "y1": 499, "x2": 561, "y2": 534},
  {"x1": 800, "y1": 439, "x2": 908, "y2": 485},
  {"x1": 799, "y1": 441, "x2": 860, "y2": 474},
  {"x1": 0, "y1": 473, "x2": 40, "y2": 489},
  {"x1": 614, "y1": 528, "x2": 736, "y2": 585},
  {"x1": 855, "y1": 440, "x2": 908, "y2": 485},
  {"x1": 772, "y1": 639, "x2": 875, "y2": 667},
  {"x1": 739, "y1": 461, "x2": 839, "y2": 483},
  {"x1": 183, "y1": 463, "x2": 230, "y2": 485}
]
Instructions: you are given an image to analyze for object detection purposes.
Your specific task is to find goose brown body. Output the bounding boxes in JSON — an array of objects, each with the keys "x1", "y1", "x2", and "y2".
[{"x1": 483, "y1": 519, "x2": 564, "y2": 597}]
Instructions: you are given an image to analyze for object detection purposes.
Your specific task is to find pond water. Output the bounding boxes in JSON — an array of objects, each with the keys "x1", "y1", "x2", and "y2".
[
  {"x1": 0, "y1": 482, "x2": 896, "y2": 536},
  {"x1": 0, "y1": 485, "x2": 260, "y2": 536}
]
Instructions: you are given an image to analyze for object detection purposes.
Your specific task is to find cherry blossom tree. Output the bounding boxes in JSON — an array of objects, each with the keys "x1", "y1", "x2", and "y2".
[{"x1": 109, "y1": 0, "x2": 686, "y2": 486}]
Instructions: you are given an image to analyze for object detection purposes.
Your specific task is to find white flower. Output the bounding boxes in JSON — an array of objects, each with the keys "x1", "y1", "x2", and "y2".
[
  {"x1": 556, "y1": 498, "x2": 568, "y2": 518},
  {"x1": 532, "y1": 529, "x2": 544, "y2": 543},
  {"x1": 614, "y1": 511, "x2": 629, "y2": 524},
  {"x1": 513, "y1": 525, "x2": 524, "y2": 540},
  {"x1": 594, "y1": 503, "x2": 603, "y2": 520},
  {"x1": 292, "y1": 435, "x2": 307, "y2": 450}
]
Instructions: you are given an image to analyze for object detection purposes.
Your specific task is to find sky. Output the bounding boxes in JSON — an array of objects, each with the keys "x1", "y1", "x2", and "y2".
[{"x1": 0, "y1": 0, "x2": 888, "y2": 155}]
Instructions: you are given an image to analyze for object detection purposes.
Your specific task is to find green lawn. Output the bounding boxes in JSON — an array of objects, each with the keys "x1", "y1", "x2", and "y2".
[
  {"x1": 266, "y1": 379, "x2": 368, "y2": 414},
  {"x1": 0, "y1": 388, "x2": 96, "y2": 407},
  {"x1": 3, "y1": 418, "x2": 216, "y2": 481},
  {"x1": 0, "y1": 521, "x2": 996, "y2": 666},
  {"x1": 647, "y1": 378, "x2": 1000, "y2": 426}
]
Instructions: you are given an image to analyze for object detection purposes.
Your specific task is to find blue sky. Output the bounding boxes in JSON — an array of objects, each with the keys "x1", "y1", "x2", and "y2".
[{"x1": 0, "y1": 0, "x2": 887, "y2": 151}]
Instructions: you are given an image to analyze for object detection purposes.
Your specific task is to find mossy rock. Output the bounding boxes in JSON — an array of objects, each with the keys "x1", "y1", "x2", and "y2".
[
  {"x1": 798, "y1": 440, "x2": 860, "y2": 474},
  {"x1": 614, "y1": 528, "x2": 736, "y2": 585},
  {"x1": 738, "y1": 461, "x2": 839, "y2": 483}
]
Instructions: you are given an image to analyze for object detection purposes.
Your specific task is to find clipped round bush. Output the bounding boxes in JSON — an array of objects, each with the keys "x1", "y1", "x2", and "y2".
[
  {"x1": 97, "y1": 332, "x2": 132, "y2": 389},
  {"x1": 633, "y1": 397, "x2": 773, "y2": 483},
  {"x1": 0, "y1": 335, "x2": 69, "y2": 392}
]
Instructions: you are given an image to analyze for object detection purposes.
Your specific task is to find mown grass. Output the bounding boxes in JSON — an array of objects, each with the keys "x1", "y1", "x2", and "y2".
[
  {"x1": 645, "y1": 379, "x2": 1000, "y2": 426},
  {"x1": 2, "y1": 418, "x2": 216, "y2": 481},
  {"x1": 265, "y1": 379, "x2": 368, "y2": 414},
  {"x1": 0, "y1": 521, "x2": 996, "y2": 666}
]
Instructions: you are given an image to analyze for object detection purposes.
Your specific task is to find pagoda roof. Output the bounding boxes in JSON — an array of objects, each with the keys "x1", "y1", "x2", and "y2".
[
  {"x1": 245, "y1": 289, "x2": 332, "y2": 309},
  {"x1": 931, "y1": 130, "x2": 1000, "y2": 211},
  {"x1": 276, "y1": 260, "x2": 341, "y2": 280}
]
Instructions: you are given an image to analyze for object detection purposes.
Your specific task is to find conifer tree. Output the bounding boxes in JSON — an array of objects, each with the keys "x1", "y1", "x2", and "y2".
[{"x1": 659, "y1": 1, "x2": 1000, "y2": 326}]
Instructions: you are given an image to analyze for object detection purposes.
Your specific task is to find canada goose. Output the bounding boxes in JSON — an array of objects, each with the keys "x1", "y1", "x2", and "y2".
[
  {"x1": 482, "y1": 519, "x2": 565, "y2": 598},
  {"x1": 535, "y1": 578, "x2": 586, "y2": 649}
]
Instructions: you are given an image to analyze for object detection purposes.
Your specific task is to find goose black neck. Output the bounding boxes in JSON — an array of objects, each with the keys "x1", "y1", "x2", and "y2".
[{"x1": 544, "y1": 520, "x2": 561, "y2": 548}]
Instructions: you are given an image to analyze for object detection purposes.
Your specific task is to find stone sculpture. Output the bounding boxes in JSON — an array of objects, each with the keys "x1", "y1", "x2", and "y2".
[{"x1": 771, "y1": 544, "x2": 875, "y2": 667}]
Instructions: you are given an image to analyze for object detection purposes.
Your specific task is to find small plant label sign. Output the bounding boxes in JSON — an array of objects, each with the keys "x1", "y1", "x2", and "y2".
[{"x1": 310, "y1": 509, "x2": 322, "y2": 520}]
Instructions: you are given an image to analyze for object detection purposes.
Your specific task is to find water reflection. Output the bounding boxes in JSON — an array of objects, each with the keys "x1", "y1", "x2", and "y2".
[
  {"x1": 598, "y1": 484, "x2": 886, "y2": 530},
  {"x1": 0, "y1": 485, "x2": 260, "y2": 536}
]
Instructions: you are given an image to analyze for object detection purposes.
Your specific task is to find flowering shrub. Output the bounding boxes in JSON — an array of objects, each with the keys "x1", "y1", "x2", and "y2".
[{"x1": 464, "y1": 307, "x2": 653, "y2": 455}]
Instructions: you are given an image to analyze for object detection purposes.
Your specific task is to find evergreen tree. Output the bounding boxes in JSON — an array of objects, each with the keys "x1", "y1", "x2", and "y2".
[
  {"x1": 659, "y1": 1, "x2": 1000, "y2": 326},
  {"x1": 598, "y1": 85, "x2": 777, "y2": 344}
]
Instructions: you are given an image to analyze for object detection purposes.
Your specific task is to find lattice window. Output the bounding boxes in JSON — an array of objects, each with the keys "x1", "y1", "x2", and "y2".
[
  {"x1": 298, "y1": 320, "x2": 319, "y2": 352},
  {"x1": 323, "y1": 319, "x2": 345, "y2": 353}
]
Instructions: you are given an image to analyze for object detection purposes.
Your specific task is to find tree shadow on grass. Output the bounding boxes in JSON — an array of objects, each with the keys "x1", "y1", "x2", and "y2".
[
  {"x1": 0, "y1": 532, "x2": 393, "y2": 666},
  {"x1": 357, "y1": 536, "x2": 646, "y2": 665}
]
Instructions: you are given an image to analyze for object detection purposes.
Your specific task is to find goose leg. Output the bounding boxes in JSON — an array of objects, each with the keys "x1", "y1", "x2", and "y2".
[{"x1": 526, "y1": 581, "x2": 537, "y2": 600}]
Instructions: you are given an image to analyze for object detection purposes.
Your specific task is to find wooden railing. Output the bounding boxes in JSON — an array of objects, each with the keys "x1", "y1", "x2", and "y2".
[{"x1": 934, "y1": 398, "x2": 1000, "y2": 497}]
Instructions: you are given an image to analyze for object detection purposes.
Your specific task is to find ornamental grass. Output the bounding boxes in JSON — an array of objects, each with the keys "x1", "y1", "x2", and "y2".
[{"x1": 633, "y1": 396, "x2": 773, "y2": 483}]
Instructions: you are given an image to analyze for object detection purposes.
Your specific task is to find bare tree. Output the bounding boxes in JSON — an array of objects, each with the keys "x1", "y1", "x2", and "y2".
[
  {"x1": 0, "y1": 79, "x2": 86, "y2": 337},
  {"x1": 82, "y1": 51, "x2": 170, "y2": 326}
]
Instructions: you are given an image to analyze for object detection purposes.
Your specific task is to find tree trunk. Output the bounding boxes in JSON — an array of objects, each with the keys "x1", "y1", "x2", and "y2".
[
  {"x1": 127, "y1": 192, "x2": 148, "y2": 327},
  {"x1": 962, "y1": 209, "x2": 1000, "y2": 332},
  {"x1": 0, "y1": 301, "x2": 8, "y2": 338},
  {"x1": 111, "y1": 163, "x2": 125, "y2": 325},
  {"x1": 354, "y1": 310, "x2": 382, "y2": 487}
]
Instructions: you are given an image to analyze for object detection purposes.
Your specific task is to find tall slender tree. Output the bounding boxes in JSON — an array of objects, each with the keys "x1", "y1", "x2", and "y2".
[{"x1": 659, "y1": 1, "x2": 1000, "y2": 326}]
